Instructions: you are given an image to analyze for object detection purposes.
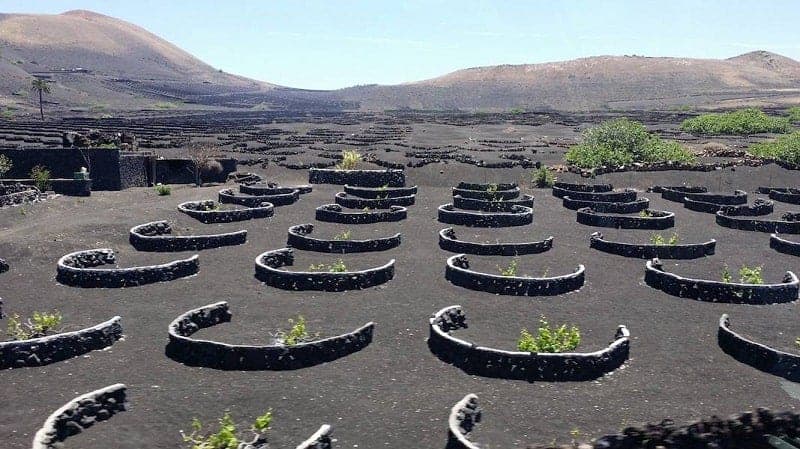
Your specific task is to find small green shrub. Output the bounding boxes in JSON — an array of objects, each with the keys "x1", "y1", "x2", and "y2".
[
  {"x1": 486, "y1": 183, "x2": 498, "y2": 194},
  {"x1": 279, "y1": 316, "x2": 319, "y2": 346},
  {"x1": 181, "y1": 410, "x2": 272, "y2": 449},
  {"x1": 308, "y1": 259, "x2": 348, "y2": 273},
  {"x1": 497, "y1": 259, "x2": 518, "y2": 277},
  {"x1": 738, "y1": 265, "x2": 764, "y2": 284},
  {"x1": 787, "y1": 106, "x2": 800, "y2": 123},
  {"x1": 333, "y1": 229, "x2": 352, "y2": 240},
  {"x1": 30, "y1": 165, "x2": 51, "y2": 191},
  {"x1": 7, "y1": 310, "x2": 62, "y2": 340},
  {"x1": 650, "y1": 233, "x2": 679, "y2": 245},
  {"x1": 336, "y1": 149, "x2": 361, "y2": 170},
  {"x1": 680, "y1": 108, "x2": 791, "y2": 135},
  {"x1": 748, "y1": 132, "x2": 800, "y2": 166},
  {"x1": 517, "y1": 317, "x2": 581, "y2": 353},
  {"x1": 0, "y1": 154, "x2": 11, "y2": 178},
  {"x1": 565, "y1": 118, "x2": 694, "y2": 169},
  {"x1": 532, "y1": 166, "x2": 556, "y2": 188},
  {"x1": 639, "y1": 209, "x2": 654, "y2": 218},
  {"x1": 721, "y1": 264, "x2": 733, "y2": 283},
  {"x1": 155, "y1": 183, "x2": 171, "y2": 196}
]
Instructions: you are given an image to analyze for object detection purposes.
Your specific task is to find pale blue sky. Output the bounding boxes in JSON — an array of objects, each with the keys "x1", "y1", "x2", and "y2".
[{"x1": 2, "y1": 0, "x2": 799, "y2": 90}]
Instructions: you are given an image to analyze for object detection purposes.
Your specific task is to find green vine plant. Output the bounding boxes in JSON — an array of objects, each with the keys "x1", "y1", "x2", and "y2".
[
  {"x1": 639, "y1": 209, "x2": 654, "y2": 218},
  {"x1": 497, "y1": 258, "x2": 518, "y2": 277},
  {"x1": 271, "y1": 316, "x2": 319, "y2": 346},
  {"x1": 308, "y1": 259, "x2": 348, "y2": 273},
  {"x1": 332, "y1": 229, "x2": 352, "y2": 241},
  {"x1": 517, "y1": 316, "x2": 581, "y2": 353},
  {"x1": 6, "y1": 310, "x2": 62, "y2": 340},
  {"x1": 649, "y1": 232, "x2": 679, "y2": 245},
  {"x1": 336, "y1": 149, "x2": 361, "y2": 170},
  {"x1": 181, "y1": 410, "x2": 273, "y2": 449},
  {"x1": 738, "y1": 265, "x2": 764, "y2": 284},
  {"x1": 532, "y1": 166, "x2": 556, "y2": 188},
  {"x1": 721, "y1": 264, "x2": 733, "y2": 283}
]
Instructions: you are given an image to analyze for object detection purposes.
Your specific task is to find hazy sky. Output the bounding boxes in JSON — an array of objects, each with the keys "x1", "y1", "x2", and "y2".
[{"x1": 3, "y1": 0, "x2": 800, "y2": 90}]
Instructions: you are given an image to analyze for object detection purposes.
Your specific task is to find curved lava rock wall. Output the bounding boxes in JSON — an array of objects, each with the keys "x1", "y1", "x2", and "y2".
[
  {"x1": 334, "y1": 191, "x2": 415, "y2": 209},
  {"x1": 452, "y1": 194, "x2": 534, "y2": 212},
  {"x1": 437, "y1": 204, "x2": 533, "y2": 227},
  {"x1": 129, "y1": 220, "x2": 247, "y2": 251},
  {"x1": 309, "y1": 168, "x2": 405, "y2": 187},
  {"x1": 178, "y1": 200, "x2": 274, "y2": 223},
  {"x1": 255, "y1": 247, "x2": 395, "y2": 291},
  {"x1": 438, "y1": 227, "x2": 552, "y2": 256},
  {"x1": 589, "y1": 232, "x2": 715, "y2": 259},
  {"x1": 219, "y1": 187, "x2": 299, "y2": 207},
  {"x1": 771, "y1": 233, "x2": 800, "y2": 256},
  {"x1": 315, "y1": 204, "x2": 407, "y2": 224},
  {"x1": 553, "y1": 181, "x2": 613, "y2": 193},
  {"x1": 718, "y1": 314, "x2": 800, "y2": 381},
  {"x1": 287, "y1": 223, "x2": 402, "y2": 253},
  {"x1": 716, "y1": 209, "x2": 800, "y2": 234},
  {"x1": 562, "y1": 196, "x2": 649, "y2": 213},
  {"x1": 577, "y1": 208, "x2": 675, "y2": 230},
  {"x1": 56, "y1": 248, "x2": 199, "y2": 288},
  {"x1": 344, "y1": 184, "x2": 417, "y2": 198},
  {"x1": 553, "y1": 187, "x2": 637, "y2": 202},
  {"x1": 445, "y1": 254, "x2": 584, "y2": 296}
]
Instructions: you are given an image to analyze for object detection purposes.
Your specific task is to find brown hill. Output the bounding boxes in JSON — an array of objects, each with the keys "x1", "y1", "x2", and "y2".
[
  {"x1": 0, "y1": 10, "x2": 276, "y2": 114},
  {"x1": 332, "y1": 51, "x2": 800, "y2": 111}
]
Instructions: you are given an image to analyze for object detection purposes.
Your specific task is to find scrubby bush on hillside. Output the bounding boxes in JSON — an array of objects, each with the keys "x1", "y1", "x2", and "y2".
[
  {"x1": 680, "y1": 108, "x2": 791, "y2": 135},
  {"x1": 787, "y1": 106, "x2": 800, "y2": 123},
  {"x1": 565, "y1": 118, "x2": 695, "y2": 169},
  {"x1": 748, "y1": 132, "x2": 800, "y2": 165}
]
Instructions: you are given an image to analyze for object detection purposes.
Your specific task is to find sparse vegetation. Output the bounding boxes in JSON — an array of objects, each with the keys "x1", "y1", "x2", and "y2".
[
  {"x1": 272, "y1": 315, "x2": 319, "y2": 346},
  {"x1": 333, "y1": 229, "x2": 352, "y2": 240},
  {"x1": 787, "y1": 107, "x2": 800, "y2": 123},
  {"x1": 650, "y1": 233, "x2": 679, "y2": 245},
  {"x1": 532, "y1": 166, "x2": 556, "y2": 187},
  {"x1": 680, "y1": 108, "x2": 791, "y2": 135},
  {"x1": 154, "y1": 102, "x2": 178, "y2": 110},
  {"x1": 565, "y1": 118, "x2": 695, "y2": 168},
  {"x1": 155, "y1": 183, "x2": 171, "y2": 196},
  {"x1": 721, "y1": 264, "x2": 733, "y2": 283},
  {"x1": 738, "y1": 265, "x2": 764, "y2": 284},
  {"x1": 308, "y1": 259, "x2": 348, "y2": 273},
  {"x1": 748, "y1": 132, "x2": 800, "y2": 165},
  {"x1": 336, "y1": 149, "x2": 361, "y2": 170},
  {"x1": 639, "y1": 209, "x2": 654, "y2": 218},
  {"x1": 0, "y1": 154, "x2": 12, "y2": 178},
  {"x1": 497, "y1": 258, "x2": 518, "y2": 277},
  {"x1": 6, "y1": 310, "x2": 62, "y2": 340},
  {"x1": 30, "y1": 165, "x2": 51, "y2": 191},
  {"x1": 517, "y1": 317, "x2": 581, "y2": 353},
  {"x1": 181, "y1": 410, "x2": 272, "y2": 449}
]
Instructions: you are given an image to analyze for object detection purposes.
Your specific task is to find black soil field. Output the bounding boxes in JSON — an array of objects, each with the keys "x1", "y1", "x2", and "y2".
[{"x1": 1, "y1": 117, "x2": 800, "y2": 448}]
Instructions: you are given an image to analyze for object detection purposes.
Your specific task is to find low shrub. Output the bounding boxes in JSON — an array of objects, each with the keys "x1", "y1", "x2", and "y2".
[
  {"x1": 532, "y1": 166, "x2": 556, "y2": 188},
  {"x1": 639, "y1": 210, "x2": 654, "y2": 218},
  {"x1": 0, "y1": 154, "x2": 11, "y2": 178},
  {"x1": 30, "y1": 165, "x2": 51, "y2": 191},
  {"x1": 155, "y1": 184, "x2": 171, "y2": 196},
  {"x1": 308, "y1": 259, "x2": 348, "y2": 273},
  {"x1": 650, "y1": 233, "x2": 679, "y2": 245},
  {"x1": 738, "y1": 265, "x2": 764, "y2": 284},
  {"x1": 517, "y1": 317, "x2": 581, "y2": 353},
  {"x1": 336, "y1": 149, "x2": 361, "y2": 170},
  {"x1": 333, "y1": 229, "x2": 352, "y2": 241},
  {"x1": 274, "y1": 315, "x2": 319, "y2": 346},
  {"x1": 565, "y1": 118, "x2": 694, "y2": 169},
  {"x1": 181, "y1": 410, "x2": 272, "y2": 449},
  {"x1": 6, "y1": 310, "x2": 62, "y2": 340},
  {"x1": 721, "y1": 264, "x2": 733, "y2": 283},
  {"x1": 748, "y1": 132, "x2": 800, "y2": 165},
  {"x1": 787, "y1": 106, "x2": 800, "y2": 123},
  {"x1": 680, "y1": 108, "x2": 791, "y2": 135},
  {"x1": 497, "y1": 259, "x2": 518, "y2": 277}
]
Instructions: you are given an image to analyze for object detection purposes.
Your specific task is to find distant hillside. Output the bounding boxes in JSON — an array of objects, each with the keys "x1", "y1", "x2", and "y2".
[
  {"x1": 0, "y1": 10, "x2": 278, "y2": 113},
  {"x1": 331, "y1": 51, "x2": 800, "y2": 111}
]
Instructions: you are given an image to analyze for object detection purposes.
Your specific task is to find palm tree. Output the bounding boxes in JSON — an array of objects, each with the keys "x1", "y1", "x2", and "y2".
[{"x1": 30, "y1": 78, "x2": 51, "y2": 120}]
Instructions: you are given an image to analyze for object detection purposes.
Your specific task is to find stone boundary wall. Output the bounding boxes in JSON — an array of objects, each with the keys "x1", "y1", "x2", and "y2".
[
  {"x1": 438, "y1": 204, "x2": 533, "y2": 227},
  {"x1": 589, "y1": 232, "x2": 715, "y2": 259},
  {"x1": 129, "y1": 220, "x2": 247, "y2": 252},
  {"x1": 0, "y1": 185, "x2": 40, "y2": 207},
  {"x1": 679, "y1": 190, "x2": 748, "y2": 205},
  {"x1": 452, "y1": 194, "x2": 534, "y2": 212},
  {"x1": 685, "y1": 197, "x2": 773, "y2": 215},
  {"x1": 577, "y1": 208, "x2": 675, "y2": 230},
  {"x1": 296, "y1": 425, "x2": 334, "y2": 449},
  {"x1": 344, "y1": 184, "x2": 417, "y2": 199},
  {"x1": 654, "y1": 186, "x2": 708, "y2": 203},
  {"x1": 768, "y1": 188, "x2": 800, "y2": 205},
  {"x1": 553, "y1": 181, "x2": 613, "y2": 193},
  {"x1": 718, "y1": 314, "x2": 800, "y2": 381},
  {"x1": 771, "y1": 233, "x2": 800, "y2": 256},
  {"x1": 240, "y1": 184, "x2": 312, "y2": 196},
  {"x1": 219, "y1": 188, "x2": 299, "y2": 207},
  {"x1": 446, "y1": 394, "x2": 481, "y2": 449},
  {"x1": 308, "y1": 168, "x2": 405, "y2": 187},
  {"x1": 334, "y1": 192, "x2": 416, "y2": 208},
  {"x1": 288, "y1": 223, "x2": 402, "y2": 253},
  {"x1": 56, "y1": 248, "x2": 199, "y2": 288},
  {"x1": 456, "y1": 182, "x2": 517, "y2": 191},
  {"x1": 445, "y1": 254, "x2": 584, "y2": 296},
  {"x1": 0, "y1": 316, "x2": 122, "y2": 369},
  {"x1": 562, "y1": 196, "x2": 649, "y2": 213},
  {"x1": 178, "y1": 200, "x2": 274, "y2": 224},
  {"x1": 716, "y1": 209, "x2": 800, "y2": 234},
  {"x1": 31, "y1": 384, "x2": 127, "y2": 449},
  {"x1": 255, "y1": 247, "x2": 395, "y2": 291},
  {"x1": 644, "y1": 258, "x2": 799, "y2": 304},
  {"x1": 315, "y1": 204, "x2": 407, "y2": 224},
  {"x1": 452, "y1": 186, "x2": 520, "y2": 200},
  {"x1": 429, "y1": 305, "x2": 629, "y2": 380},
  {"x1": 166, "y1": 301, "x2": 374, "y2": 370},
  {"x1": 438, "y1": 228, "x2": 552, "y2": 256},
  {"x1": 0, "y1": 257, "x2": 7, "y2": 274},
  {"x1": 553, "y1": 187, "x2": 637, "y2": 202}
]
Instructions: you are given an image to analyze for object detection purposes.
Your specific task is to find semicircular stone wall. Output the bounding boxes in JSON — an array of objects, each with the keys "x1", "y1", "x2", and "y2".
[
  {"x1": 334, "y1": 192, "x2": 415, "y2": 209},
  {"x1": 344, "y1": 184, "x2": 417, "y2": 198},
  {"x1": 129, "y1": 220, "x2": 247, "y2": 251},
  {"x1": 166, "y1": 301, "x2": 374, "y2": 370},
  {"x1": 438, "y1": 227, "x2": 552, "y2": 256},
  {"x1": 716, "y1": 209, "x2": 800, "y2": 234},
  {"x1": 589, "y1": 232, "x2": 715, "y2": 259},
  {"x1": 178, "y1": 200, "x2": 274, "y2": 224},
  {"x1": 315, "y1": 204, "x2": 407, "y2": 224},
  {"x1": 718, "y1": 314, "x2": 800, "y2": 381},
  {"x1": 219, "y1": 188, "x2": 299, "y2": 207},
  {"x1": 644, "y1": 258, "x2": 799, "y2": 304},
  {"x1": 452, "y1": 194, "x2": 534, "y2": 212},
  {"x1": 429, "y1": 305, "x2": 630, "y2": 380},
  {"x1": 56, "y1": 248, "x2": 199, "y2": 288},
  {"x1": 771, "y1": 233, "x2": 800, "y2": 256},
  {"x1": 445, "y1": 254, "x2": 584, "y2": 296},
  {"x1": 562, "y1": 196, "x2": 649, "y2": 213},
  {"x1": 288, "y1": 223, "x2": 402, "y2": 253},
  {"x1": 255, "y1": 247, "x2": 395, "y2": 291},
  {"x1": 437, "y1": 204, "x2": 533, "y2": 227},
  {"x1": 309, "y1": 168, "x2": 405, "y2": 187},
  {"x1": 577, "y1": 208, "x2": 675, "y2": 230}
]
